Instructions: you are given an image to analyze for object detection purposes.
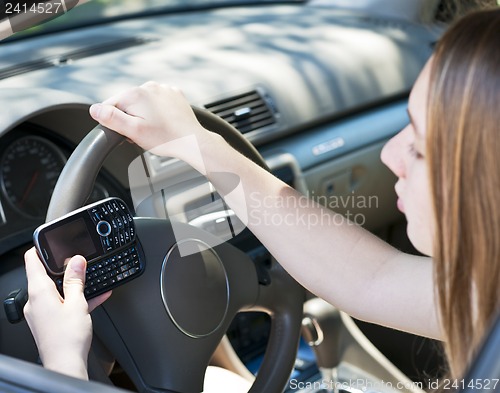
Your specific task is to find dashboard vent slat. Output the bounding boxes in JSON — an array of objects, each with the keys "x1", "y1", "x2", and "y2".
[{"x1": 205, "y1": 90, "x2": 278, "y2": 134}]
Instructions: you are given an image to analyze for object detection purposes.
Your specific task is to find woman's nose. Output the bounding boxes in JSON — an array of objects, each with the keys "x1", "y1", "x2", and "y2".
[{"x1": 381, "y1": 127, "x2": 408, "y2": 179}]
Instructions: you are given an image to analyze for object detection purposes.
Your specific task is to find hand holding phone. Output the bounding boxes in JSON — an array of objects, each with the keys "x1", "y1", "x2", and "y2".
[
  {"x1": 33, "y1": 197, "x2": 145, "y2": 299},
  {"x1": 24, "y1": 248, "x2": 111, "y2": 380}
]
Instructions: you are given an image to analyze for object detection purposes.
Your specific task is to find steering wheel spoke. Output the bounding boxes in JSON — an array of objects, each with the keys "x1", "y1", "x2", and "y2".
[{"x1": 92, "y1": 217, "x2": 263, "y2": 392}]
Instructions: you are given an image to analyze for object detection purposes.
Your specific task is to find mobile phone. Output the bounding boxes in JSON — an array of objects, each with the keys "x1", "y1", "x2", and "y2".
[{"x1": 33, "y1": 197, "x2": 145, "y2": 299}]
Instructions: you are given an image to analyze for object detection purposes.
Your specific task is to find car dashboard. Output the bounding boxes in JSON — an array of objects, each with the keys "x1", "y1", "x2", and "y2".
[{"x1": 0, "y1": 2, "x2": 440, "y2": 392}]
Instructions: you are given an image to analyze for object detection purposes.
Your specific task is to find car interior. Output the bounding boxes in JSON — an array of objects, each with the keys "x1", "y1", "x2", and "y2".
[{"x1": 0, "y1": 0, "x2": 476, "y2": 392}]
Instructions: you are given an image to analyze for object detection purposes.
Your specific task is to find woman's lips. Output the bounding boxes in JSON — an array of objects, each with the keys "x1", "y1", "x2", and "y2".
[{"x1": 397, "y1": 197, "x2": 405, "y2": 213}]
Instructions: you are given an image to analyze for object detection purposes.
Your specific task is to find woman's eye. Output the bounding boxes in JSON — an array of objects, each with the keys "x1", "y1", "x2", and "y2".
[{"x1": 408, "y1": 143, "x2": 424, "y2": 159}]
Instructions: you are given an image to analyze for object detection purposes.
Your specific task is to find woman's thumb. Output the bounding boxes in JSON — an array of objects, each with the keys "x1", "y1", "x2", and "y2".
[{"x1": 62, "y1": 255, "x2": 87, "y2": 301}]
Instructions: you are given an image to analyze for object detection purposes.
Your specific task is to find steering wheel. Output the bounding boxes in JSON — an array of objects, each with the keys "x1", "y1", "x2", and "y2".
[{"x1": 45, "y1": 107, "x2": 305, "y2": 393}]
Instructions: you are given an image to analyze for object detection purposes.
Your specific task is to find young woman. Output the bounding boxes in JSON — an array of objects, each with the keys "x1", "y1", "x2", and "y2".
[{"x1": 24, "y1": 8, "x2": 500, "y2": 384}]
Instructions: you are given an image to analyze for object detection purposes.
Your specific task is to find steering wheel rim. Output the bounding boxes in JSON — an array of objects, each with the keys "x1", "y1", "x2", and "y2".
[{"x1": 46, "y1": 107, "x2": 305, "y2": 393}]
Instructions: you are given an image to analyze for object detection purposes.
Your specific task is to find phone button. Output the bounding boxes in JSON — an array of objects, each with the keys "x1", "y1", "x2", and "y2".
[
  {"x1": 41, "y1": 248, "x2": 49, "y2": 261},
  {"x1": 90, "y1": 208, "x2": 103, "y2": 223},
  {"x1": 101, "y1": 236, "x2": 113, "y2": 252},
  {"x1": 96, "y1": 221, "x2": 112, "y2": 237}
]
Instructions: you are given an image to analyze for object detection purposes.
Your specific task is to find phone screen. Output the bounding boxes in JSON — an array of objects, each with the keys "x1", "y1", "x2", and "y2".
[{"x1": 44, "y1": 217, "x2": 97, "y2": 270}]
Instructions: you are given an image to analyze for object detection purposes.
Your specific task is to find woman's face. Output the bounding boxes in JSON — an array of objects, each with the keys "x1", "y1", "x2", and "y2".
[{"x1": 381, "y1": 60, "x2": 434, "y2": 256}]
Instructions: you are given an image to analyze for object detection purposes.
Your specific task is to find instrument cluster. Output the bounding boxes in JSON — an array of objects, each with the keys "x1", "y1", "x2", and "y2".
[{"x1": 0, "y1": 123, "x2": 115, "y2": 255}]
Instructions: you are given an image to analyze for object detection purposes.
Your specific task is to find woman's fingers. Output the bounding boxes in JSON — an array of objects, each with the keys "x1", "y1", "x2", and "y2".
[{"x1": 88, "y1": 291, "x2": 112, "y2": 313}]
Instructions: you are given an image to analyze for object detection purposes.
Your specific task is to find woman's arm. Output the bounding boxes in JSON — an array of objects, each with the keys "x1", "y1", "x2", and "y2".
[{"x1": 90, "y1": 82, "x2": 441, "y2": 340}]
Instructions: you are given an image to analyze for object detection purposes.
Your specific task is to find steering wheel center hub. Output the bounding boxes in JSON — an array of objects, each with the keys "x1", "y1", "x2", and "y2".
[{"x1": 160, "y1": 239, "x2": 229, "y2": 338}]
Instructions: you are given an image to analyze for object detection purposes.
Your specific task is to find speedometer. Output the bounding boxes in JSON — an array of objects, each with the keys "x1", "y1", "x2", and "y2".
[{"x1": 0, "y1": 136, "x2": 66, "y2": 219}]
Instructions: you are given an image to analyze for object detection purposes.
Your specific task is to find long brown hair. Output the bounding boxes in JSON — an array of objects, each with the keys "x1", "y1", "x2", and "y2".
[{"x1": 427, "y1": 8, "x2": 500, "y2": 378}]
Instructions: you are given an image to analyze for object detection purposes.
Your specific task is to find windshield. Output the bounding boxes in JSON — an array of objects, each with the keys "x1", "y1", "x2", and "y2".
[{"x1": 1, "y1": 0, "x2": 303, "y2": 41}]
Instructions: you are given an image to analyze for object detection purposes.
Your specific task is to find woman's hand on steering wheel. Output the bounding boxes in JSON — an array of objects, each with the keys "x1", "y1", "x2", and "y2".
[{"x1": 89, "y1": 81, "x2": 210, "y2": 163}]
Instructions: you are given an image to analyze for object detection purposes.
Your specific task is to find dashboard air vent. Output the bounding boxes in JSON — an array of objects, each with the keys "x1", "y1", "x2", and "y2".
[{"x1": 205, "y1": 90, "x2": 278, "y2": 134}]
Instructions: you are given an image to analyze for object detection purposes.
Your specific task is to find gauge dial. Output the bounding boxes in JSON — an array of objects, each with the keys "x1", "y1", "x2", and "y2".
[{"x1": 0, "y1": 136, "x2": 66, "y2": 219}]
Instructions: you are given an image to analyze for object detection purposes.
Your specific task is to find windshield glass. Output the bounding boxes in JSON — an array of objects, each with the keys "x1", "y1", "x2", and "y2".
[{"x1": 2, "y1": 0, "x2": 302, "y2": 41}]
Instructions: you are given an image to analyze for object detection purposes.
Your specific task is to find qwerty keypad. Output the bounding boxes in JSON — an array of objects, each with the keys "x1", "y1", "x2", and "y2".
[
  {"x1": 55, "y1": 244, "x2": 143, "y2": 299},
  {"x1": 84, "y1": 244, "x2": 142, "y2": 298}
]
